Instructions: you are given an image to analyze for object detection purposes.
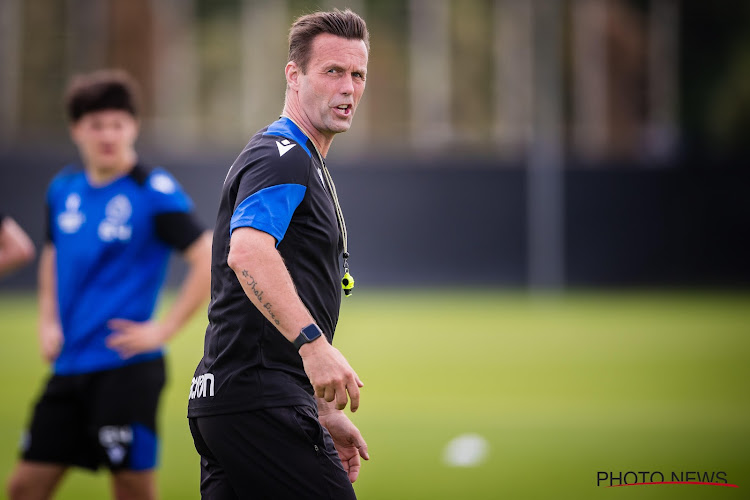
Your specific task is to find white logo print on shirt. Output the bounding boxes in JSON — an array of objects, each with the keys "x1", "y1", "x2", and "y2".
[
  {"x1": 276, "y1": 139, "x2": 296, "y2": 157},
  {"x1": 98, "y1": 195, "x2": 133, "y2": 242},
  {"x1": 58, "y1": 193, "x2": 85, "y2": 234},
  {"x1": 149, "y1": 173, "x2": 176, "y2": 194},
  {"x1": 189, "y1": 373, "x2": 215, "y2": 399}
]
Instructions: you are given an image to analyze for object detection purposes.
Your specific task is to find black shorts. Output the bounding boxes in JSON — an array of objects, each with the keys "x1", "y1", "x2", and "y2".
[
  {"x1": 21, "y1": 357, "x2": 165, "y2": 471},
  {"x1": 189, "y1": 406, "x2": 357, "y2": 500}
]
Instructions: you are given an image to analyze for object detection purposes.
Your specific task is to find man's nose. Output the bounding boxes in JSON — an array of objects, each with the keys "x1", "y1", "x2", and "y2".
[{"x1": 340, "y1": 74, "x2": 354, "y2": 95}]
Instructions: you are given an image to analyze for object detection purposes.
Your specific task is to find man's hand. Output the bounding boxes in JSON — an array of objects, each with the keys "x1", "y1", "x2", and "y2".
[
  {"x1": 319, "y1": 409, "x2": 369, "y2": 483},
  {"x1": 106, "y1": 319, "x2": 168, "y2": 358},
  {"x1": 300, "y1": 337, "x2": 363, "y2": 412},
  {"x1": 38, "y1": 321, "x2": 63, "y2": 363}
]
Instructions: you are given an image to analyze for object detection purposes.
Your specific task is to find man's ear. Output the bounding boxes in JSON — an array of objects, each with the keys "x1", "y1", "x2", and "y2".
[{"x1": 285, "y1": 61, "x2": 300, "y2": 91}]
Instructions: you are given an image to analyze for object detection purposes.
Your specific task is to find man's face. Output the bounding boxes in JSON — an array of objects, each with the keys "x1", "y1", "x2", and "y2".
[
  {"x1": 296, "y1": 33, "x2": 368, "y2": 139},
  {"x1": 70, "y1": 109, "x2": 139, "y2": 171}
]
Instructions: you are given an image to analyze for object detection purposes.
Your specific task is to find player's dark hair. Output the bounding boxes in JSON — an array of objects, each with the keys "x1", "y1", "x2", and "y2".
[
  {"x1": 288, "y1": 8, "x2": 369, "y2": 73},
  {"x1": 65, "y1": 69, "x2": 140, "y2": 123}
]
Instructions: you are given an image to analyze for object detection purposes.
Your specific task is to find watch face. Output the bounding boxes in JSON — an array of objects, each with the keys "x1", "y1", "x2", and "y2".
[{"x1": 301, "y1": 324, "x2": 322, "y2": 341}]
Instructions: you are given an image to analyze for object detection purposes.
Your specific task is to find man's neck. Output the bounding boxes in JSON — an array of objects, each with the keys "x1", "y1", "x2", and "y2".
[
  {"x1": 281, "y1": 108, "x2": 333, "y2": 158},
  {"x1": 85, "y1": 152, "x2": 137, "y2": 187}
]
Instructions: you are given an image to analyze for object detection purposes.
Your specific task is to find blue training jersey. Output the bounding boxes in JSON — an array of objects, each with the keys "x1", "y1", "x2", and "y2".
[{"x1": 46, "y1": 164, "x2": 203, "y2": 375}]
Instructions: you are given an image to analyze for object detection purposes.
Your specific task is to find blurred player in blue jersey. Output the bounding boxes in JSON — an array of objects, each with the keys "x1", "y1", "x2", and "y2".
[
  {"x1": 0, "y1": 213, "x2": 35, "y2": 278},
  {"x1": 6, "y1": 69, "x2": 212, "y2": 500}
]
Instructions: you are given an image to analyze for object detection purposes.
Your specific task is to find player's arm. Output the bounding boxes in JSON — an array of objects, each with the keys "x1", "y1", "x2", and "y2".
[
  {"x1": 154, "y1": 230, "x2": 212, "y2": 341},
  {"x1": 37, "y1": 243, "x2": 63, "y2": 362},
  {"x1": 107, "y1": 230, "x2": 212, "y2": 357},
  {"x1": 0, "y1": 216, "x2": 36, "y2": 278},
  {"x1": 227, "y1": 226, "x2": 363, "y2": 412},
  {"x1": 316, "y1": 396, "x2": 370, "y2": 483}
]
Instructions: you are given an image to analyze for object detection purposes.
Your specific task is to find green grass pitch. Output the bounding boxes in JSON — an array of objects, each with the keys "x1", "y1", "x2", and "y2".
[{"x1": 1, "y1": 289, "x2": 748, "y2": 499}]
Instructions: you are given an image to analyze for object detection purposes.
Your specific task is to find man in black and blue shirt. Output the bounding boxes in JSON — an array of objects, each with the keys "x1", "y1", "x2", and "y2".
[
  {"x1": 188, "y1": 8, "x2": 370, "y2": 499},
  {"x1": 7, "y1": 70, "x2": 212, "y2": 500}
]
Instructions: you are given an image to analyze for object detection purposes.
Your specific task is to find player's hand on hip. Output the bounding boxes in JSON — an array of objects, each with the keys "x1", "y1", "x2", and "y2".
[
  {"x1": 106, "y1": 319, "x2": 167, "y2": 358},
  {"x1": 300, "y1": 337, "x2": 364, "y2": 412},
  {"x1": 38, "y1": 321, "x2": 63, "y2": 363}
]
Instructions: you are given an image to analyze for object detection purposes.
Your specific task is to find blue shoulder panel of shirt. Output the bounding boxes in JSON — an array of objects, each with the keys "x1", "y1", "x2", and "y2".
[
  {"x1": 230, "y1": 184, "x2": 306, "y2": 245},
  {"x1": 229, "y1": 118, "x2": 314, "y2": 245}
]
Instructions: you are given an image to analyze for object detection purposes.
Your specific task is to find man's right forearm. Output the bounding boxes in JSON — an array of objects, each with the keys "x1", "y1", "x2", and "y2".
[
  {"x1": 227, "y1": 227, "x2": 316, "y2": 343},
  {"x1": 228, "y1": 226, "x2": 362, "y2": 411}
]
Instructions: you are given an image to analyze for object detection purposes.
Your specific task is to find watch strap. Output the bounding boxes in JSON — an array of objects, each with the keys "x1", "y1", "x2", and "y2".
[{"x1": 293, "y1": 323, "x2": 323, "y2": 350}]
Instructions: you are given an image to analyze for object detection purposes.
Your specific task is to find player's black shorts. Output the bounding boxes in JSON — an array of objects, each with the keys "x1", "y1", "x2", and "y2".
[
  {"x1": 189, "y1": 405, "x2": 357, "y2": 499},
  {"x1": 21, "y1": 357, "x2": 165, "y2": 471}
]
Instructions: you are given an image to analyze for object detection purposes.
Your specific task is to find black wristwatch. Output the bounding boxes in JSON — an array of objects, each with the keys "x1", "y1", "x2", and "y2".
[{"x1": 293, "y1": 323, "x2": 323, "y2": 350}]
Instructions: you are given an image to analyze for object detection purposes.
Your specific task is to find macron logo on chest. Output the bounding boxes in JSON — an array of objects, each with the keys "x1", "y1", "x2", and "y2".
[{"x1": 276, "y1": 139, "x2": 296, "y2": 157}]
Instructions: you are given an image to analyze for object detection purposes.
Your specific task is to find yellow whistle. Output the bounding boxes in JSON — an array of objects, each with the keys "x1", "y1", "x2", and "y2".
[{"x1": 342, "y1": 272, "x2": 355, "y2": 296}]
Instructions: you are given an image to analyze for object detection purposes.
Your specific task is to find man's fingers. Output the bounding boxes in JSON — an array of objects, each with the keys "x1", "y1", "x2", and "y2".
[
  {"x1": 105, "y1": 334, "x2": 122, "y2": 347},
  {"x1": 314, "y1": 384, "x2": 326, "y2": 399},
  {"x1": 42, "y1": 345, "x2": 59, "y2": 363},
  {"x1": 358, "y1": 440, "x2": 369, "y2": 460},
  {"x1": 106, "y1": 331, "x2": 133, "y2": 348},
  {"x1": 335, "y1": 384, "x2": 349, "y2": 410},
  {"x1": 324, "y1": 385, "x2": 336, "y2": 402},
  {"x1": 106, "y1": 333, "x2": 139, "y2": 357},
  {"x1": 351, "y1": 371, "x2": 363, "y2": 411},
  {"x1": 347, "y1": 462, "x2": 361, "y2": 483},
  {"x1": 347, "y1": 380, "x2": 361, "y2": 412},
  {"x1": 106, "y1": 337, "x2": 131, "y2": 357},
  {"x1": 107, "y1": 318, "x2": 132, "y2": 331},
  {"x1": 41, "y1": 336, "x2": 62, "y2": 362},
  {"x1": 303, "y1": 348, "x2": 363, "y2": 410}
]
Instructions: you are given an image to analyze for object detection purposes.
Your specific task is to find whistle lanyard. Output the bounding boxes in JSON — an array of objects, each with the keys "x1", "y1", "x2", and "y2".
[{"x1": 284, "y1": 116, "x2": 355, "y2": 295}]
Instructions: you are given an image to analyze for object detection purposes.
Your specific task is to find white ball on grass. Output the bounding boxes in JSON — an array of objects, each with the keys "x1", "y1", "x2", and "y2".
[{"x1": 442, "y1": 433, "x2": 489, "y2": 467}]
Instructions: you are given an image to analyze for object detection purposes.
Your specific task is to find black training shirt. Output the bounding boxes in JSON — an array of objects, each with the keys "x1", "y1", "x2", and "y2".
[{"x1": 188, "y1": 117, "x2": 342, "y2": 417}]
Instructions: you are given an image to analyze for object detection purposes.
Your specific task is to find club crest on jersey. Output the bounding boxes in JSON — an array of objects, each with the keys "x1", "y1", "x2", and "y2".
[
  {"x1": 98, "y1": 194, "x2": 133, "y2": 242},
  {"x1": 58, "y1": 193, "x2": 85, "y2": 234}
]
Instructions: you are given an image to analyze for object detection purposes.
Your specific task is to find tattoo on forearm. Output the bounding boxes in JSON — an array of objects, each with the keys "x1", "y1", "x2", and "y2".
[{"x1": 241, "y1": 270, "x2": 280, "y2": 326}]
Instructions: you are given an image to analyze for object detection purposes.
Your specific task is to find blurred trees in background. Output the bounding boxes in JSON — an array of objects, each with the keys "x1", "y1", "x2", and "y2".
[{"x1": 0, "y1": 0, "x2": 748, "y2": 165}]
